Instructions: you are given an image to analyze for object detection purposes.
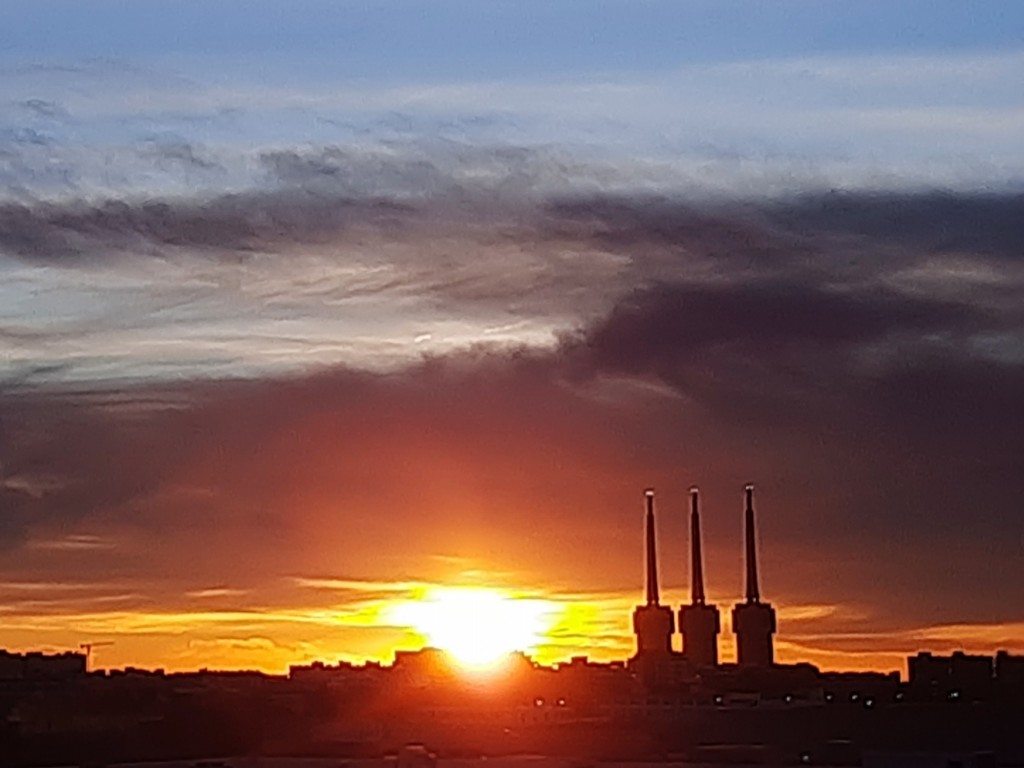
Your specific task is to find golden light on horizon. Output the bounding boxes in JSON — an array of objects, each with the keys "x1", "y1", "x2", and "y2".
[{"x1": 389, "y1": 586, "x2": 558, "y2": 669}]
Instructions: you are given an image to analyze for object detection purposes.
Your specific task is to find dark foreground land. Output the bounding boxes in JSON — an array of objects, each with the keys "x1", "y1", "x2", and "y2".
[
  {"x1": 4, "y1": 647, "x2": 1023, "y2": 768},
  {"x1": 5, "y1": 700, "x2": 1023, "y2": 768}
]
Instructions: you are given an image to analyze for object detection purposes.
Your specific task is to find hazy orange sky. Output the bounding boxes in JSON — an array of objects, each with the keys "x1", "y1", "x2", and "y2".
[
  {"x1": 3, "y1": 331, "x2": 1022, "y2": 674},
  {"x1": 2, "y1": 2, "x2": 1023, "y2": 676}
]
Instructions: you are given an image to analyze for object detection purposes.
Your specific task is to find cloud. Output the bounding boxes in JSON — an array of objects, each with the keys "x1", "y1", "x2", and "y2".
[
  {"x1": 19, "y1": 99, "x2": 69, "y2": 120},
  {"x1": 5, "y1": 48, "x2": 1024, "y2": 204},
  {"x1": 1, "y1": 160, "x2": 1021, "y2": 382},
  {"x1": 1, "y1": 310, "x2": 1020, "y2": 627},
  {"x1": 0, "y1": 127, "x2": 1021, "y2": 674},
  {"x1": 570, "y1": 276, "x2": 1021, "y2": 450},
  {"x1": 27, "y1": 534, "x2": 114, "y2": 551},
  {"x1": 760, "y1": 191, "x2": 1024, "y2": 261}
]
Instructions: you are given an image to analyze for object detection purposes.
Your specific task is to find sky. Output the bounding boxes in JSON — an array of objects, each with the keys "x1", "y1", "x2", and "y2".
[{"x1": 0, "y1": 1, "x2": 1022, "y2": 675}]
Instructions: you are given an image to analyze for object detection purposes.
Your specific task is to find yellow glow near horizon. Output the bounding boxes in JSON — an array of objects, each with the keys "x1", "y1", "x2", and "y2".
[{"x1": 389, "y1": 586, "x2": 557, "y2": 669}]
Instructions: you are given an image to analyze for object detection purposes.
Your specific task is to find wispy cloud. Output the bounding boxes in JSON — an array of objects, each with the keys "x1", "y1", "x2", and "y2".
[
  {"x1": 27, "y1": 534, "x2": 114, "y2": 551},
  {"x1": 184, "y1": 587, "x2": 249, "y2": 599}
]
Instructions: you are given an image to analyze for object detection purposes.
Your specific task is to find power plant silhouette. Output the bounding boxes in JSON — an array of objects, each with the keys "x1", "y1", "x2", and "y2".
[
  {"x1": 4, "y1": 483, "x2": 1023, "y2": 766},
  {"x1": 632, "y1": 485, "x2": 774, "y2": 668}
]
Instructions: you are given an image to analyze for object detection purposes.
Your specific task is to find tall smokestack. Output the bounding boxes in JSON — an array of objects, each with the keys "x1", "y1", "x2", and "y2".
[
  {"x1": 690, "y1": 486, "x2": 706, "y2": 606},
  {"x1": 645, "y1": 488, "x2": 660, "y2": 606},
  {"x1": 744, "y1": 483, "x2": 760, "y2": 604},
  {"x1": 733, "y1": 482, "x2": 776, "y2": 667},
  {"x1": 633, "y1": 488, "x2": 674, "y2": 661},
  {"x1": 680, "y1": 484, "x2": 719, "y2": 667}
]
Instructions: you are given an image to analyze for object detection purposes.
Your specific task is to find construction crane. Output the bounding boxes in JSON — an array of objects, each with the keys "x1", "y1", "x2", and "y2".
[{"x1": 79, "y1": 641, "x2": 114, "y2": 672}]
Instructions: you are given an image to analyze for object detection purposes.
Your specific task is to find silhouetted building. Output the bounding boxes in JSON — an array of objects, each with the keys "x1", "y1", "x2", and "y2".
[
  {"x1": 391, "y1": 647, "x2": 460, "y2": 690},
  {"x1": 0, "y1": 649, "x2": 86, "y2": 680},
  {"x1": 679, "y1": 486, "x2": 720, "y2": 667},
  {"x1": 995, "y1": 650, "x2": 1024, "y2": 686},
  {"x1": 632, "y1": 489, "x2": 675, "y2": 659},
  {"x1": 820, "y1": 669, "x2": 900, "y2": 704},
  {"x1": 909, "y1": 651, "x2": 993, "y2": 700},
  {"x1": 732, "y1": 484, "x2": 776, "y2": 667}
]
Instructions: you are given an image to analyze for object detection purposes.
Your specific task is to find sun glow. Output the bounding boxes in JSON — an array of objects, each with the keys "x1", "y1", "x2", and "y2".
[{"x1": 390, "y1": 586, "x2": 556, "y2": 669}]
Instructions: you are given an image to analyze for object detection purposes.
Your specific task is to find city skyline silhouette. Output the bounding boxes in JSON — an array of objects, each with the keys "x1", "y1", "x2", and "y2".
[
  {"x1": 1, "y1": 483, "x2": 1021, "y2": 766},
  {"x1": 1, "y1": 481, "x2": 1019, "y2": 677}
]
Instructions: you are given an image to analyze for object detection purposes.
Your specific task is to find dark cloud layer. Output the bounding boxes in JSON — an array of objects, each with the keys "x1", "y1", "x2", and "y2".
[
  {"x1": 576, "y1": 279, "x2": 1020, "y2": 446},
  {"x1": 761, "y1": 192, "x2": 1024, "y2": 260},
  {"x1": 1, "y1": 168, "x2": 1022, "y2": 665},
  {"x1": 0, "y1": 193, "x2": 417, "y2": 261},
  {"x1": 2, "y1": 291, "x2": 1021, "y2": 619},
  {"x1": 0, "y1": 144, "x2": 574, "y2": 261}
]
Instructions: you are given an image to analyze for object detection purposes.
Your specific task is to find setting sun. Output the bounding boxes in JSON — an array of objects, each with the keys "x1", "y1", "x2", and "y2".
[{"x1": 389, "y1": 586, "x2": 558, "y2": 668}]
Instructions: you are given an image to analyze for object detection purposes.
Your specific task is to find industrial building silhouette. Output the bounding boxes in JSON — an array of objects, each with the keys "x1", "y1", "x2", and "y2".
[{"x1": 631, "y1": 484, "x2": 777, "y2": 673}]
